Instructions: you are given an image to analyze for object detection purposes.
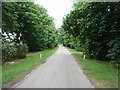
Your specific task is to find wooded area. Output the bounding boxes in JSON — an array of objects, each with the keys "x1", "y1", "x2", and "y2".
[
  {"x1": 1, "y1": 1, "x2": 119, "y2": 88},
  {"x1": 2, "y1": 2, "x2": 58, "y2": 63},
  {"x1": 1, "y1": 2, "x2": 120, "y2": 64},
  {"x1": 61, "y1": 2, "x2": 120, "y2": 63}
]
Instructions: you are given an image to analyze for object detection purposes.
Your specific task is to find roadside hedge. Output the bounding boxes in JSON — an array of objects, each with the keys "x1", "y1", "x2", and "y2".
[{"x1": 2, "y1": 43, "x2": 28, "y2": 63}]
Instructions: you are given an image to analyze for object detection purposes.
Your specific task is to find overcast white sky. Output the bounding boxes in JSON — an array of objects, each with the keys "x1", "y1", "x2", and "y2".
[{"x1": 34, "y1": 0, "x2": 73, "y2": 28}]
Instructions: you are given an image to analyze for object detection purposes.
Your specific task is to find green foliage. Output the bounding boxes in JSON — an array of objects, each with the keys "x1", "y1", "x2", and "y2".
[
  {"x1": 107, "y1": 37, "x2": 120, "y2": 63},
  {"x1": 2, "y1": 43, "x2": 17, "y2": 63},
  {"x1": 2, "y1": 2, "x2": 19, "y2": 33},
  {"x1": 2, "y1": 43, "x2": 28, "y2": 63},
  {"x1": 58, "y1": 28, "x2": 82, "y2": 51},
  {"x1": 16, "y1": 44, "x2": 28, "y2": 59},
  {"x1": 2, "y1": 2, "x2": 58, "y2": 52},
  {"x1": 62, "y1": 2, "x2": 120, "y2": 62}
]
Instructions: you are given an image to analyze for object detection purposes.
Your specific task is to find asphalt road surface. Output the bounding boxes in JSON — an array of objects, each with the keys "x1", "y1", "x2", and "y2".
[{"x1": 13, "y1": 46, "x2": 94, "y2": 88}]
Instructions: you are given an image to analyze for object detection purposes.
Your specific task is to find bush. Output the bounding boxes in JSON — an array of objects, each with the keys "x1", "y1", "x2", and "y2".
[
  {"x1": 16, "y1": 44, "x2": 28, "y2": 59},
  {"x1": 2, "y1": 43, "x2": 17, "y2": 63},
  {"x1": 107, "y1": 38, "x2": 120, "y2": 63},
  {"x1": 2, "y1": 43, "x2": 28, "y2": 63}
]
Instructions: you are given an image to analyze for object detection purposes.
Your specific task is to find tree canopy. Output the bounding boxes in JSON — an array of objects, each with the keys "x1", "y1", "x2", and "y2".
[
  {"x1": 2, "y1": 2, "x2": 58, "y2": 51},
  {"x1": 62, "y1": 2, "x2": 120, "y2": 62}
]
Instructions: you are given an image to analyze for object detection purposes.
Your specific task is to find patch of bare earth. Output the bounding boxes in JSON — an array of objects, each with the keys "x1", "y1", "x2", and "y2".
[{"x1": 89, "y1": 78, "x2": 107, "y2": 88}]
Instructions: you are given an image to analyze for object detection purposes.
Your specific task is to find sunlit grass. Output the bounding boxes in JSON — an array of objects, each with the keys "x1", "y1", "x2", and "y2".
[{"x1": 67, "y1": 48, "x2": 118, "y2": 88}]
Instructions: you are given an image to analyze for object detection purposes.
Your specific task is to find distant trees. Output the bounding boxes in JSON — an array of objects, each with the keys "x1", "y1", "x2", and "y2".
[
  {"x1": 2, "y1": 2, "x2": 58, "y2": 63},
  {"x1": 62, "y1": 2, "x2": 120, "y2": 62}
]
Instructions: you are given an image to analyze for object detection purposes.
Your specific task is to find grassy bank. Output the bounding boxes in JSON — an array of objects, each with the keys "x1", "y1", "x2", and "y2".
[
  {"x1": 67, "y1": 48, "x2": 118, "y2": 88},
  {"x1": 2, "y1": 47, "x2": 58, "y2": 88},
  {"x1": 0, "y1": 66, "x2": 2, "y2": 89}
]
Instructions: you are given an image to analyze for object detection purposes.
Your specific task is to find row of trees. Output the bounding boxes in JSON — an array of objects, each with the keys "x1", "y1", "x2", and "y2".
[
  {"x1": 61, "y1": 2, "x2": 120, "y2": 62},
  {"x1": 2, "y1": 2, "x2": 58, "y2": 63}
]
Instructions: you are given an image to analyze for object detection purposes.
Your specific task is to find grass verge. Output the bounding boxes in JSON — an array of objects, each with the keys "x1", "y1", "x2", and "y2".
[
  {"x1": 2, "y1": 47, "x2": 58, "y2": 88},
  {"x1": 67, "y1": 47, "x2": 118, "y2": 88}
]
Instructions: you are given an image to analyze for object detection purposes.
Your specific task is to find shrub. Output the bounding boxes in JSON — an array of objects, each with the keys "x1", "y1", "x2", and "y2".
[
  {"x1": 2, "y1": 43, "x2": 28, "y2": 63},
  {"x1": 16, "y1": 44, "x2": 28, "y2": 59},
  {"x1": 2, "y1": 43, "x2": 17, "y2": 63}
]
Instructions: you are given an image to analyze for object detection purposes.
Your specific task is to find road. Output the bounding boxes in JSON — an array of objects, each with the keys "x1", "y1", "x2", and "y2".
[{"x1": 13, "y1": 46, "x2": 94, "y2": 88}]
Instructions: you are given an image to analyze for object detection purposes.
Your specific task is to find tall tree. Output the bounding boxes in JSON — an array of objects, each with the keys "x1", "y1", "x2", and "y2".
[
  {"x1": 62, "y1": 2, "x2": 120, "y2": 62},
  {"x1": 2, "y1": 2, "x2": 58, "y2": 51}
]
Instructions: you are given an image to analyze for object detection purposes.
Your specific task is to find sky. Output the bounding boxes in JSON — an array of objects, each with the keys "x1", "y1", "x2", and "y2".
[{"x1": 34, "y1": 0, "x2": 73, "y2": 28}]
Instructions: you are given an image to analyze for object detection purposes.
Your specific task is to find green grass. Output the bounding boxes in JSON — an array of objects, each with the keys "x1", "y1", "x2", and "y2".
[
  {"x1": 2, "y1": 47, "x2": 58, "y2": 87},
  {"x1": 0, "y1": 66, "x2": 2, "y2": 89},
  {"x1": 67, "y1": 48, "x2": 118, "y2": 88}
]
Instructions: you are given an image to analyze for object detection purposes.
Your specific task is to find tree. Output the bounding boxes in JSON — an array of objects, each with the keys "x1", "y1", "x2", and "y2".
[
  {"x1": 62, "y1": 2, "x2": 120, "y2": 62},
  {"x1": 2, "y1": 2, "x2": 58, "y2": 52}
]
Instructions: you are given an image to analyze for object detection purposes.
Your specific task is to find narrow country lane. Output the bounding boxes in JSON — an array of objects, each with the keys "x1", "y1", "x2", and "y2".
[{"x1": 13, "y1": 46, "x2": 94, "y2": 88}]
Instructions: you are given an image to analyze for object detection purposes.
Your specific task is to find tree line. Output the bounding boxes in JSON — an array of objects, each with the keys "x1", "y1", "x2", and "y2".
[
  {"x1": 61, "y1": 2, "x2": 120, "y2": 63},
  {"x1": 2, "y1": 2, "x2": 58, "y2": 63}
]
